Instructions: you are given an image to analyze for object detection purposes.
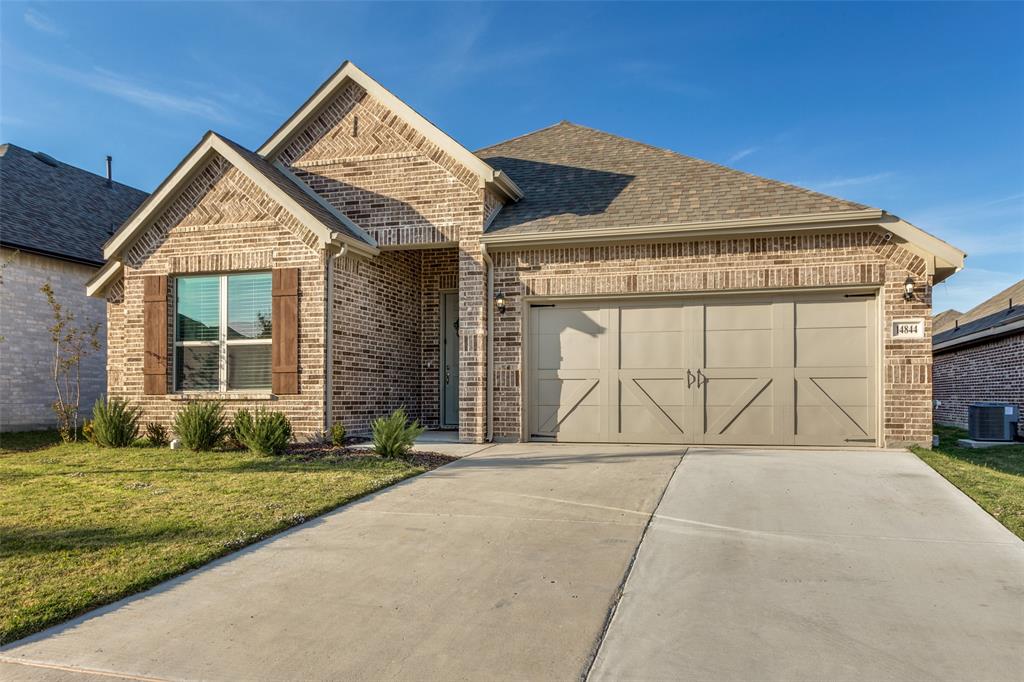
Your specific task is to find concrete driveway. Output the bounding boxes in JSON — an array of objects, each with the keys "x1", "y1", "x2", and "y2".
[
  {"x1": 3, "y1": 445, "x2": 1022, "y2": 682},
  {"x1": 0, "y1": 442, "x2": 685, "y2": 681},
  {"x1": 590, "y1": 448, "x2": 1024, "y2": 682}
]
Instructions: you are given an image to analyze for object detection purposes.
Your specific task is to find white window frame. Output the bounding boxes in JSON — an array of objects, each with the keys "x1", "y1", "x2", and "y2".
[{"x1": 173, "y1": 273, "x2": 272, "y2": 392}]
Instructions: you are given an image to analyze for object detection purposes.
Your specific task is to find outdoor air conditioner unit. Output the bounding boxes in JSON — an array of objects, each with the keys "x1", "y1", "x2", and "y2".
[{"x1": 967, "y1": 402, "x2": 1019, "y2": 441}]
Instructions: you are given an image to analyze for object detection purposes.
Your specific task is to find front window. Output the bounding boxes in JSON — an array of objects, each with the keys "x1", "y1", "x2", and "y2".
[{"x1": 175, "y1": 273, "x2": 272, "y2": 391}]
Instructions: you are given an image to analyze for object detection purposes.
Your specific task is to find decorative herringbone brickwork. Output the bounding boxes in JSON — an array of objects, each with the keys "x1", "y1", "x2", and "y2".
[
  {"x1": 489, "y1": 231, "x2": 933, "y2": 447},
  {"x1": 106, "y1": 154, "x2": 327, "y2": 436},
  {"x1": 934, "y1": 334, "x2": 1024, "y2": 437},
  {"x1": 277, "y1": 82, "x2": 482, "y2": 247}
]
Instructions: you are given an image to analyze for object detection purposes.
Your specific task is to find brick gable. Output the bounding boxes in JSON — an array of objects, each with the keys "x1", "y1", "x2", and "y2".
[
  {"x1": 277, "y1": 82, "x2": 486, "y2": 247},
  {"x1": 108, "y1": 156, "x2": 328, "y2": 435}
]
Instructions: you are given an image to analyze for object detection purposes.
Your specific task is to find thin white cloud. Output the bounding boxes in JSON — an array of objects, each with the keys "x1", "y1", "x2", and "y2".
[
  {"x1": 616, "y1": 60, "x2": 711, "y2": 99},
  {"x1": 35, "y1": 61, "x2": 233, "y2": 123},
  {"x1": 904, "y1": 192, "x2": 1024, "y2": 257},
  {"x1": 728, "y1": 147, "x2": 758, "y2": 163},
  {"x1": 933, "y1": 267, "x2": 1024, "y2": 313},
  {"x1": 24, "y1": 8, "x2": 65, "y2": 36},
  {"x1": 810, "y1": 172, "x2": 894, "y2": 190}
]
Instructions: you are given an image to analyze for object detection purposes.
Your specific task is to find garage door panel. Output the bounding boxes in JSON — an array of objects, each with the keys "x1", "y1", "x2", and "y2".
[
  {"x1": 536, "y1": 331, "x2": 601, "y2": 370},
  {"x1": 619, "y1": 405, "x2": 686, "y2": 438},
  {"x1": 535, "y1": 306, "x2": 604, "y2": 334},
  {"x1": 620, "y1": 332, "x2": 688, "y2": 369},
  {"x1": 796, "y1": 328, "x2": 868, "y2": 367},
  {"x1": 619, "y1": 377, "x2": 687, "y2": 406},
  {"x1": 796, "y1": 405, "x2": 870, "y2": 439},
  {"x1": 705, "y1": 330, "x2": 773, "y2": 368},
  {"x1": 620, "y1": 305, "x2": 685, "y2": 332},
  {"x1": 535, "y1": 404, "x2": 602, "y2": 438},
  {"x1": 796, "y1": 298, "x2": 867, "y2": 328},
  {"x1": 536, "y1": 377, "x2": 602, "y2": 407},
  {"x1": 705, "y1": 302, "x2": 772, "y2": 330}
]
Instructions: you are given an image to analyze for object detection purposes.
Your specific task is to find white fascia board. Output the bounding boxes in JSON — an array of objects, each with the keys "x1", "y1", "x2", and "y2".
[
  {"x1": 256, "y1": 61, "x2": 521, "y2": 202},
  {"x1": 271, "y1": 160, "x2": 378, "y2": 249},
  {"x1": 103, "y1": 132, "x2": 376, "y2": 265},
  {"x1": 85, "y1": 260, "x2": 122, "y2": 298},
  {"x1": 481, "y1": 210, "x2": 887, "y2": 248},
  {"x1": 103, "y1": 133, "x2": 219, "y2": 260}
]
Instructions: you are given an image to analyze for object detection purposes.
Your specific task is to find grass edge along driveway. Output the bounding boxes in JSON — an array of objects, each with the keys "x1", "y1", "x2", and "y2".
[
  {"x1": 0, "y1": 431, "x2": 435, "y2": 644},
  {"x1": 913, "y1": 424, "x2": 1024, "y2": 541}
]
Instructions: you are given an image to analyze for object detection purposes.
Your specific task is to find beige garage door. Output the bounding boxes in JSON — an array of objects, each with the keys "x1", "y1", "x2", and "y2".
[{"x1": 528, "y1": 293, "x2": 877, "y2": 446}]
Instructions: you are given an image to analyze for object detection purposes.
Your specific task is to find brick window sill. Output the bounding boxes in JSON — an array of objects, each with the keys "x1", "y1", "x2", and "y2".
[{"x1": 170, "y1": 392, "x2": 275, "y2": 401}]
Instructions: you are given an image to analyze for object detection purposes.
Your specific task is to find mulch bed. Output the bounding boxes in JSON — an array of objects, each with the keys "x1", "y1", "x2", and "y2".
[{"x1": 286, "y1": 441, "x2": 457, "y2": 470}]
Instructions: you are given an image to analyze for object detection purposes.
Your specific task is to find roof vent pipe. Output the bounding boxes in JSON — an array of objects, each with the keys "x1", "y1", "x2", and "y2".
[{"x1": 105, "y1": 155, "x2": 112, "y2": 187}]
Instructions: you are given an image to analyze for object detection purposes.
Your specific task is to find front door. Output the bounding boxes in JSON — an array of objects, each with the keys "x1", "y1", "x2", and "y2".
[{"x1": 441, "y1": 292, "x2": 460, "y2": 427}]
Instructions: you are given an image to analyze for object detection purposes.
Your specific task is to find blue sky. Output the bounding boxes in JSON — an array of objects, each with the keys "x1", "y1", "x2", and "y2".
[{"x1": 2, "y1": 2, "x2": 1021, "y2": 312}]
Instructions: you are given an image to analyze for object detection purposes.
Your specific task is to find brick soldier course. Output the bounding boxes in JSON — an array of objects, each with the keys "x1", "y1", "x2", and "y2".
[{"x1": 87, "y1": 61, "x2": 964, "y2": 448}]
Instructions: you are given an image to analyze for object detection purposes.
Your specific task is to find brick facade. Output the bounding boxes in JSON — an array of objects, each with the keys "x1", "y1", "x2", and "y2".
[
  {"x1": 0, "y1": 248, "x2": 107, "y2": 431},
  {"x1": 106, "y1": 156, "x2": 327, "y2": 435},
  {"x1": 101, "y1": 69, "x2": 943, "y2": 449},
  {"x1": 934, "y1": 333, "x2": 1024, "y2": 437},
  {"x1": 489, "y1": 231, "x2": 934, "y2": 447}
]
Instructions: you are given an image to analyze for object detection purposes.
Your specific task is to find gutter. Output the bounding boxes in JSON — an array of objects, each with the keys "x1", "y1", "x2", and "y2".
[{"x1": 480, "y1": 210, "x2": 886, "y2": 248}]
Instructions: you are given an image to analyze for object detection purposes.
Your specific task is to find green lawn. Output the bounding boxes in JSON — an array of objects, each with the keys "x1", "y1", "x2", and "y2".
[
  {"x1": 0, "y1": 431, "x2": 432, "y2": 644},
  {"x1": 913, "y1": 424, "x2": 1024, "y2": 541}
]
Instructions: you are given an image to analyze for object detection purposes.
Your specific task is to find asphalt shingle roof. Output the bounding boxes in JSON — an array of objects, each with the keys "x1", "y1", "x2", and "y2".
[
  {"x1": 933, "y1": 279, "x2": 1024, "y2": 348},
  {"x1": 0, "y1": 143, "x2": 148, "y2": 264},
  {"x1": 477, "y1": 122, "x2": 873, "y2": 236}
]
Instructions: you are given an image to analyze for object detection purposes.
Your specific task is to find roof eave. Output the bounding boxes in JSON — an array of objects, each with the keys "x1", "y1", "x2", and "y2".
[
  {"x1": 480, "y1": 210, "x2": 966, "y2": 284},
  {"x1": 85, "y1": 260, "x2": 122, "y2": 298},
  {"x1": 933, "y1": 318, "x2": 1024, "y2": 353}
]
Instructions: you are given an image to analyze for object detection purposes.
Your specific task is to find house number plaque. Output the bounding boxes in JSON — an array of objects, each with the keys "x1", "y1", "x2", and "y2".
[{"x1": 892, "y1": 319, "x2": 924, "y2": 339}]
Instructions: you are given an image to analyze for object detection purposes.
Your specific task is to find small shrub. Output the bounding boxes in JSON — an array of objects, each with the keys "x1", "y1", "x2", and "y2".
[
  {"x1": 330, "y1": 422, "x2": 347, "y2": 446},
  {"x1": 231, "y1": 409, "x2": 254, "y2": 450},
  {"x1": 90, "y1": 397, "x2": 142, "y2": 448},
  {"x1": 371, "y1": 408, "x2": 424, "y2": 458},
  {"x1": 145, "y1": 422, "x2": 169, "y2": 447},
  {"x1": 173, "y1": 401, "x2": 228, "y2": 451},
  {"x1": 81, "y1": 419, "x2": 96, "y2": 445},
  {"x1": 233, "y1": 408, "x2": 292, "y2": 456}
]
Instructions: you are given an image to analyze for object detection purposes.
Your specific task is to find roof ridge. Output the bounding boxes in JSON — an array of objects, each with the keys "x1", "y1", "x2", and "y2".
[
  {"x1": 552, "y1": 122, "x2": 873, "y2": 211},
  {"x1": 0, "y1": 142, "x2": 147, "y2": 194},
  {"x1": 474, "y1": 120, "x2": 570, "y2": 155},
  {"x1": 477, "y1": 121, "x2": 871, "y2": 212}
]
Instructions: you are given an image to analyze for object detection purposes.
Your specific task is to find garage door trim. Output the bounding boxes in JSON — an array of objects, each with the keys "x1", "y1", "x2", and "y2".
[{"x1": 520, "y1": 286, "x2": 883, "y2": 447}]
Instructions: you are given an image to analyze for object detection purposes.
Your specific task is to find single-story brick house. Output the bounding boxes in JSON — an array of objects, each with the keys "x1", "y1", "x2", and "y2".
[
  {"x1": 86, "y1": 61, "x2": 965, "y2": 447},
  {"x1": 933, "y1": 280, "x2": 1023, "y2": 437},
  {"x1": 1, "y1": 144, "x2": 146, "y2": 431}
]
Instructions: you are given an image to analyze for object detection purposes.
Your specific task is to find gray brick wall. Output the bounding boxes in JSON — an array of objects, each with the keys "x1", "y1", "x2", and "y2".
[{"x1": 0, "y1": 248, "x2": 107, "y2": 431}]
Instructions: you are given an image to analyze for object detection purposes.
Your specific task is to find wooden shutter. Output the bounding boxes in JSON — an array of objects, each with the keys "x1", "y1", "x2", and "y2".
[
  {"x1": 143, "y1": 274, "x2": 168, "y2": 395},
  {"x1": 272, "y1": 268, "x2": 299, "y2": 395}
]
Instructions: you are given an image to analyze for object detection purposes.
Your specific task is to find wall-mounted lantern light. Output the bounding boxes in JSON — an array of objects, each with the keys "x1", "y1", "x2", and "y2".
[
  {"x1": 494, "y1": 291, "x2": 507, "y2": 314},
  {"x1": 903, "y1": 276, "x2": 915, "y2": 301}
]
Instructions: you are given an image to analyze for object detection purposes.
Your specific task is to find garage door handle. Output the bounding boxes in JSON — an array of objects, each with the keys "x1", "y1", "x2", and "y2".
[
  {"x1": 696, "y1": 369, "x2": 706, "y2": 388},
  {"x1": 687, "y1": 369, "x2": 696, "y2": 388}
]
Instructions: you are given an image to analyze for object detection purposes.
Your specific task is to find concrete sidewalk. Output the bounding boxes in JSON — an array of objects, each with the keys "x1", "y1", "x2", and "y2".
[
  {"x1": 589, "y1": 448, "x2": 1024, "y2": 682},
  {"x1": 1, "y1": 443, "x2": 684, "y2": 681}
]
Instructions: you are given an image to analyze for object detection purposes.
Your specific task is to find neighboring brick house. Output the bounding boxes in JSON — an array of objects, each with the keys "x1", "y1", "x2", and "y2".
[
  {"x1": 933, "y1": 280, "x2": 1024, "y2": 437},
  {"x1": 86, "y1": 61, "x2": 965, "y2": 447},
  {"x1": 0, "y1": 144, "x2": 147, "y2": 431}
]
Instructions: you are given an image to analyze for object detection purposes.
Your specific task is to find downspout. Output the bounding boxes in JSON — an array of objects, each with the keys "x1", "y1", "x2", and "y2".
[
  {"x1": 480, "y1": 241, "x2": 494, "y2": 442},
  {"x1": 324, "y1": 242, "x2": 348, "y2": 433}
]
